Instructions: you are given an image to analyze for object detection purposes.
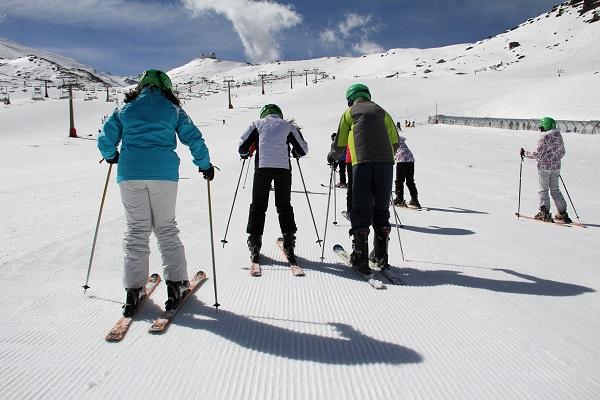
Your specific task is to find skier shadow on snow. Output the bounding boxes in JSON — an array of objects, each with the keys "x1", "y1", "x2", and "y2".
[
  {"x1": 241, "y1": 254, "x2": 287, "y2": 271},
  {"x1": 393, "y1": 224, "x2": 475, "y2": 236},
  {"x1": 398, "y1": 267, "x2": 594, "y2": 297},
  {"x1": 426, "y1": 207, "x2": 489, "y2": 214},
  {"x1": 176, "y1": 304, "x2": 423, "y2": 365},
  {"x1": 293, "y1": 256, "x2": 374, "y2": 284}
]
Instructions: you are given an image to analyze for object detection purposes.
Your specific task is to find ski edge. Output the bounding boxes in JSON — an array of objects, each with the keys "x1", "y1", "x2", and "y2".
[
  {"x1": 105, "y1": 273, "x2": 162, "y2": 342},
  {"x1": 515, "y1": 213, "x2": 584, "y2": 227},
  {"x1": 276, "y1": 238, "x2": 305, "y2": 276},
  {"x1": 147, "y1": 270, "x2": 207, "y2": 334},
  {"x1": 332, "y1": 244, "x2": 385, "y2": 289}
]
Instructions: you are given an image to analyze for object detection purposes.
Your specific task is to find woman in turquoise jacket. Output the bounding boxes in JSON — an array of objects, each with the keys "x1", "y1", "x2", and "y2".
[{"x1": 98, "y1": 69, "x2": 213, "y2": 317}]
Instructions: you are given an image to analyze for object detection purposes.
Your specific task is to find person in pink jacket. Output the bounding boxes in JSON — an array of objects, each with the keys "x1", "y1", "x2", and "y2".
[{"x1": 521, "y1": 117, "x2": 572, "y2": 223}]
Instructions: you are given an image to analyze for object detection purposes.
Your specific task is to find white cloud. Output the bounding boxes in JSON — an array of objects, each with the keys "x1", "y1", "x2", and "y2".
[
  {"x1": 319, "y1": 12, "x2": 383, "y2": 56},
  {"x1": 319, "y1": 29, "x2": 338, "y2": 45},
  {"x1": 338, "y1": 13, "x2": 372, "y2": 38},
  {"x1": 352, "y1": 40, "x2": 384, "y2": 55},
  {"x1": 183, "y1": 0, "x2": 302, "y2": 63}
]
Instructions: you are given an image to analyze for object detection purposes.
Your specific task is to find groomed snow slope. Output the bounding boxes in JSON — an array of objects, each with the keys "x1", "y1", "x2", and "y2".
[{"x1": 0, "y1": 61, "x2": 599, "y2": 399}]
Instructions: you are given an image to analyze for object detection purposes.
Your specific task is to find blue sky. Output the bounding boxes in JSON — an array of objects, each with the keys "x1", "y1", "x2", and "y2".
[{"x1": 0, "y1": 0, "x2": 559, "y2": 76}]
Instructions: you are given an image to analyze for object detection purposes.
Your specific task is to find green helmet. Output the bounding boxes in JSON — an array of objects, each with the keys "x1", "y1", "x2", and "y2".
[
  {"x1": 260, "y1": 104, "x2": 283, "y2": 119},
  {"x1": 137, "y1": 69, "x2": 173, "y2": 92},
  {"x1": 539, "y1": 117, "x2": 556, "y2": 131},
  {"x1": 345, "y1": 83, "x2": 371, "y2": 104}
]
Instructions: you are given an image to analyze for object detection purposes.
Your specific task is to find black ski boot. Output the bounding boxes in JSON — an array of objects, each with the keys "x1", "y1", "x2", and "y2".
[
  {"x1": 165, "y1": 280, "x2": 190, "y2": 311},
  {"x1": 555, "y1": 210, "x2": 573, "y2": 224},
  {"x1": 247, "y1": 234, "x2": 262, "y2": 263},
  {"x1": 393, "y1": 196, "x2": 406, "y2": 207},
  {"x1": 122, "y1": 287, "x2": 145, "y2": 317},
  {"x1": 369, "y1": 226, "x2": 391, "y2": 268},
  {"x1": 408, "y1": 197, "x2": 422, "y2": 209},
  {"x1": 350, "y1": 228, "x2": 371, "y2": 275},
  {"x1": 534, "y1": 205, "x2": 553, "y2": 222},
  {"x1": 282, "y1": 232, "x2": 297, "y2": 264}
]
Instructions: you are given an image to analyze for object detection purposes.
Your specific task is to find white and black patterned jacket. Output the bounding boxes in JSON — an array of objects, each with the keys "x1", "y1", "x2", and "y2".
[{"x1": 239, "y1": 115, "x2": 308, "y2": 169}]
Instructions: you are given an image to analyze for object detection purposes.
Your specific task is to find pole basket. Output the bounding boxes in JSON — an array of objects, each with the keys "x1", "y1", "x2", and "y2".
[{"x1": 69, "y1": 127, "x2": 78, "y2": 138}]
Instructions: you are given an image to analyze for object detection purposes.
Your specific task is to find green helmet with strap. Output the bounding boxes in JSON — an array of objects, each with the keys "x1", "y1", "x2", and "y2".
[
  {"x1": 345, "y1": 83, "x2": 371, "y2": 104},
  {"x1": 539, "y1": 116, "x2": 556, "y2": 131},
  {"x1": 137, "y1": 69, "x2": 173, "y2": 92},
  {"x1": 260, "y1": 104, "x2": 283, "y2": 119}
]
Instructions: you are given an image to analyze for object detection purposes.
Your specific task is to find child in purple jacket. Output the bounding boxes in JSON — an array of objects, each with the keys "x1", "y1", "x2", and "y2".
[{"x1": 521, "y1": 117, "x2": 572, "y2": 223}]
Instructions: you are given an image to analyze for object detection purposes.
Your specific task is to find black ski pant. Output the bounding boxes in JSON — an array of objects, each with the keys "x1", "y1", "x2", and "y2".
[
  {"x1": 247, "y1": 168, "x2": 296, "y2": 235},
  {"x1": 395, "y1": 161, "x2": 418, "y2": 201},
  {"x1": 336, "y1": 161, "x2": 347, "y2": 185},
  {"x1": 351, "y1": 162, "x2": 393, "y2": 232}
]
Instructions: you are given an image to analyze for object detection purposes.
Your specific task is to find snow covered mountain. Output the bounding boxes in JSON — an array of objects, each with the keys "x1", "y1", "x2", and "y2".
[
  {"x1": 166, "y1": 1, "x2": 600, "y2": 87},
  {"x1": 0, "y1": 37, "x2": 129, "y2": 87}
]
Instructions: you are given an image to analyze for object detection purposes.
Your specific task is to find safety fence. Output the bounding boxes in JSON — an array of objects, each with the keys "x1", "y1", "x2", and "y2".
[{"x1": 428, "y1": 115, "x2": 600, "y2": 135}]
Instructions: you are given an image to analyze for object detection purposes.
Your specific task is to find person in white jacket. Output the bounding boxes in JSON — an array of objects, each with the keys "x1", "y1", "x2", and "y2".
[
  {"x1": 238, "y1": 104, "x2": 308, "y2": 264},
  {"x1": 392, "y1": 136, "x2": 420, "y2": 208},
  {"x1": 521, "y1": 117, "x2": 572, "y2": 223}
]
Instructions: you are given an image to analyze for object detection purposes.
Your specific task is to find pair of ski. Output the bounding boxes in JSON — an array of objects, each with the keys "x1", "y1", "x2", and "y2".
[
  {"x1": 332, "y1": 244, "x2": 406, "y2": 289},
  {"x1": 515, "y1": 213, "x2": 585, "y2": 228},
  {"x1": 250, "y1": 238, "x2": 305, "y2": 277},
  {"x1": 105, "y1": 271, "x2": 207, "y2": 342}
]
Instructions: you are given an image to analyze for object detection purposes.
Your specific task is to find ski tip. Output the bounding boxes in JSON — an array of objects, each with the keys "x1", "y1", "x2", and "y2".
[
  {"x1": 150, "y1": 273, "x2": 161, "y2": 281},
  {"x1": 193, "y1": 271, "x2": 207, "y2": 281}
]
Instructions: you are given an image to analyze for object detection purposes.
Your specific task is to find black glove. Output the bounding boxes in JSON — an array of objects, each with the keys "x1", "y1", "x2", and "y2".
[
  {"x1": 199, "y1": 164, "x2": 215, "y2": 181},
  {"x1": 520, "y1": 148, "x2": 525, "y2": 158},
  {"x1": 291, "y1": 149, "x2": 301, "y2": 159},
  {"x1": 326, "y1": 152, "x2": 337, "y2": 166},
  {"x1": 240, "y1": 153, "x2": 249, "y2": 160},
  {"x1": 105, "y1": 150, "x2": 119, "y2": 164}
]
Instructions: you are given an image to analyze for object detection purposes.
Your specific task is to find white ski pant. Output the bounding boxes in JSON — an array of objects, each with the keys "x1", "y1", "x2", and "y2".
[
  {"x1": 537, "y1": 170, "x2": 567, "y2": 213},
  {"x1": 119, "y1": 180, "x2": 188, "y2": 289}
]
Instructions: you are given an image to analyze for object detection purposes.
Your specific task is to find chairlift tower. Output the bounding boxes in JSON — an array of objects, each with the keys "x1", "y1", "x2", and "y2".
[
  {"x1": 303, "y1": 69, "x2": 310, "y2": 86},
  {"x1": 38, "y1": 76, "x2": 52, "y2": 98},
  {"x1": 288, "y1": 69, "x2": 295, "y2": 89},
  {"x1": 258, "y1": 72, "x2": 268, "y2": 95},
  {"x1": 223, "y1": 76, "x2": 234, "y2": 109},
  {"x1": 312, "y1": 68, "x2": 319, "y2": 84},
  {"x1": 62, "y1": 76, "x2": 79, "y2": 138}
]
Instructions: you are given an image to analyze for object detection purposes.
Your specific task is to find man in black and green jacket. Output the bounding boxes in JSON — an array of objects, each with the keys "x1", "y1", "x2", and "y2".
[{"x1": 327, "y1": 83, "x2": 399, "y2": 275}]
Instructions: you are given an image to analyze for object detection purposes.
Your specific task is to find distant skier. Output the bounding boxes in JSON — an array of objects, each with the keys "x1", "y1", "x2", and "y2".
[
  {"x1": 328, "y1": 83, "x2": 399, "y2": 274},
  {"x1": 393, "y1": 136, "x2": 421, "y2": 209},
  {"x1": 239, "y1": 104, "x2": 308, "y2": 264},
  {"x1": 331, "y1": 132, "x2": 347, "y2": 188},
  {"x1": 521, "y1": 117, "x2": 572, "y2": 223},
  {"x1": 396, "y1": 121, "x2": 403, "y2": 131},
  {"x1": 97, "y1": 69, "x2": 214, "y2": 317}
]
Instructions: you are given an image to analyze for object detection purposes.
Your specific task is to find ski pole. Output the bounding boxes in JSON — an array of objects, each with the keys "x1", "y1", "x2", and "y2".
[
  {"x1": 206, "y1": 180, "x2": 220, "y2": 309},
  {"x1": 559, "y1": 175, "x2": 581, "y2": 221},
  {"x1": 333, "y1": 164, "x2": 338, "y2": 225},
  {"x1": 242, "y1": 155, "x2": 252, "y2": 189},
  {"x1": 83, "y1": 163, "x2": 113, "y2": 293},
  {"x1": 295, "y1": 157, "x2": 323, "y2": 247},
  {"x1": 320, "y1": 166, "x2": 335, "y2": 260},
  {"x1": 390, "y1": 194, "x2": 405, "y2": 261},
  {"x1": 517, "y1": 154, "x2": 524, "y2": 219},
  {"x1": 221, "y1": 159, "x2": 246, "y2": 247}
]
